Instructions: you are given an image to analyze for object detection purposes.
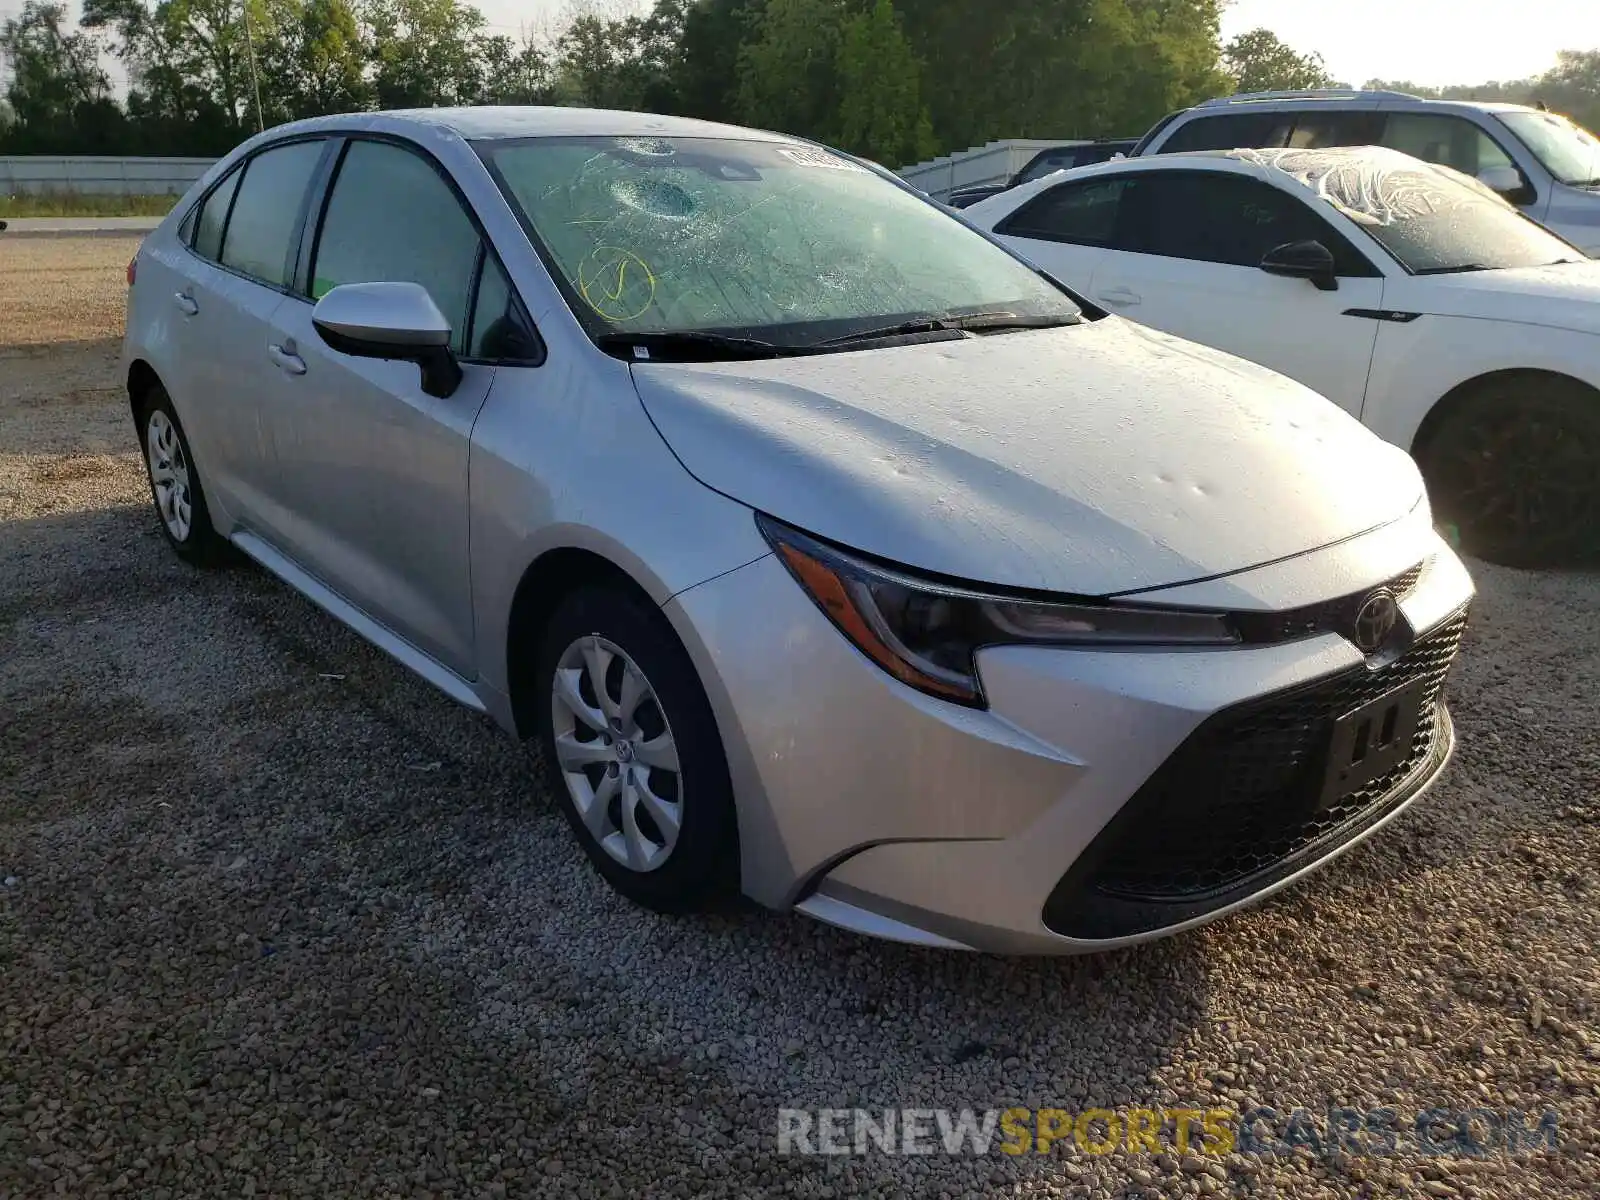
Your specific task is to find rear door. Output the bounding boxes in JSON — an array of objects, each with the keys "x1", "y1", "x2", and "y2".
[
  {"x1": 1088, "y1": 168, "x2": 1387, "y2": 414},
  {"x1": 161, "y1": 139, "x2": 328, "y2": 527},
  {"x1": 991, "y1": 175, "x2": 1132, "y2": 292}
]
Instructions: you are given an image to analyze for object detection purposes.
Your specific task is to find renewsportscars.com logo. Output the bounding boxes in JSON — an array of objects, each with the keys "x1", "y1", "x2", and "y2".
[{"x1": 777, "y1": 1105, "x2": 1561, "y2": 1159}]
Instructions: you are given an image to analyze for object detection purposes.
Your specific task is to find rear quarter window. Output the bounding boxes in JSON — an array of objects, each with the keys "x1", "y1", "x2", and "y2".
[
  {"x1": 191, "y1": 167, "x2": 242, "y2": 262},
  {"x1": 1160, "y1": 112, "x2": 1295, "y2": 154}
]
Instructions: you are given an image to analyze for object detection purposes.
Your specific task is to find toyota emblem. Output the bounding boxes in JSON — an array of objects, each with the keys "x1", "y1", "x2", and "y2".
[{"x1": 1352, "y1": 590, "x2": 1399, "y2": 653}]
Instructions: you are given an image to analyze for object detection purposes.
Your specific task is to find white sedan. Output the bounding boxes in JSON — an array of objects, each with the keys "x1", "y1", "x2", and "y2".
[{"x1": 967, "y1": 146, "x2": 1600, "y2": 566}]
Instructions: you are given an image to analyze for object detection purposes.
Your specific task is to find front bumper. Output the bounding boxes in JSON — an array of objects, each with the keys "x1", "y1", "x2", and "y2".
[{"x1": 663, "y1": 529, "x2": 1475, "y2": 955}]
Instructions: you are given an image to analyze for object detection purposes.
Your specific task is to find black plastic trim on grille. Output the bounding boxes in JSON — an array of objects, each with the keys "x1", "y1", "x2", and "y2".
[
  {"x1": 1232, "y1": 560, "x2": 1426, "y2": 646},
  {"x1": 1042, "y1": 603, "x2": 1468, "y2": 941}
]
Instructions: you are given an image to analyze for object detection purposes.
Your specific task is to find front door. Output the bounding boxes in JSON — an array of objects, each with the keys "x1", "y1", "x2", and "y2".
[
  {"x1": 257, "y1": 138, "x2": 497, "y2": 678},
  {"x1": 1089, "y1": 168, "x2": 1385, "y2": 415}
]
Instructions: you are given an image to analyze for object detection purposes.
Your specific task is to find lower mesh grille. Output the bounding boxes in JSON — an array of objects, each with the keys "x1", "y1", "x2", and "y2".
[{"x1": 1043, "y1": 605, "x2": 1469, "y2": 940}]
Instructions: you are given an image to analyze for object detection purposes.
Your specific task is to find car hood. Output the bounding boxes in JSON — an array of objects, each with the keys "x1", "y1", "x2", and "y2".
[
  {"x1": 1396, "y1": 261, "x2": 1600, "y2": 335},
  {"x1": 631, "y1": 319, "x2": 1425, "y2": 596}
]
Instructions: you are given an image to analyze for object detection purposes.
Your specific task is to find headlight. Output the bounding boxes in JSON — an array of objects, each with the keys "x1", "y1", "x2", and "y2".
[{"x1": 758, "y1": 515, "x2": 1239, "y2": 708}]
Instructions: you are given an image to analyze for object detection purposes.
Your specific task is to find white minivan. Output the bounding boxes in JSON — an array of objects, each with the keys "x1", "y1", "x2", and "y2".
[{"x1": 1135, "y1": 90, "x2": 1600, "y2": 254}]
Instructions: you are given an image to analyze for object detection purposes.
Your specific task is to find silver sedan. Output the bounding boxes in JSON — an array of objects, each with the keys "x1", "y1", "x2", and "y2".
[{"x1": 123, "y1": 107, "x2": 1475, "y2": 953}]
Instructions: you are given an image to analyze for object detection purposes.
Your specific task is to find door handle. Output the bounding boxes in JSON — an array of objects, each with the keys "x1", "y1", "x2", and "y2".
[
  {"x1": 267, "y1": 343, "x2": 307, "y2": 376},
  {"x1": 174, "y1": 291, "x2": 199, "y2": 316},
  {"x1": 1096, "y1": 288, "x2": 1142, "y2": 308}
]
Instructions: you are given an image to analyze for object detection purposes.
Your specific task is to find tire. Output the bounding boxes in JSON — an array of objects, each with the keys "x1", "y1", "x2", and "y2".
[
  {"x1": 534, "y1": 584, "x2": 739, "y2": 912},
  {"x1": 1416, "y1": 376, "x2": 1600, "y2": 568},
  {"x1": 136, "y1": 384, "x2": 231, "y2": 566}
]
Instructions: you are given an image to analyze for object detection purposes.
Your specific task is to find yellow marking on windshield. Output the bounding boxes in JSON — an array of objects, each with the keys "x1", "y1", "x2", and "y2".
[{"x1": 578, "y1": 245, "x2": 658, "y2": 322}]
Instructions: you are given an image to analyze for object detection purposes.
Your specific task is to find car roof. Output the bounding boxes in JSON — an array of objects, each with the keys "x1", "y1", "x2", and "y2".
[
  {"x1": 968, "y1": 143, "x2": 1495, "y2": 223},
  {"x1": 1182, "y1": 93, "x2": 1540, "y2": 118},
  {"x1": 262, "y1": 105, "x2": 800, "y2": 145}
]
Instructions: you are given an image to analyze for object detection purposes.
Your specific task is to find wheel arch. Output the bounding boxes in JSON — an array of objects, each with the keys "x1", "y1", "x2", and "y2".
[
  {"x1": 503, "y1": 546, "x2": 662, "y2": 741},
  {"x1": 126, "y1": 358, "x2": 164, "y2": 421},
  {"x1": 1410, "y1": 367, "x2": 1599, "y2": 457}
]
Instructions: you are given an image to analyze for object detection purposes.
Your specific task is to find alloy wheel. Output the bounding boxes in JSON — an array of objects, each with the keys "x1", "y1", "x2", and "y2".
[
  {"x1": 145, "y1": 410, "x2": 193, "y2": 541},
  {"x1": 550, "y1": 634, "x2": 683, "y2": 873}
]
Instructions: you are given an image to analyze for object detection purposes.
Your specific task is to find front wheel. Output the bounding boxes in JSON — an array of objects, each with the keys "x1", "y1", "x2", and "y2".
[
  {"x1": 1417, "y1": 377, "x2": 1600, "y2": 568},
  {"x1": 534, "y1": 585, "x2": 739, "y2": 912}
]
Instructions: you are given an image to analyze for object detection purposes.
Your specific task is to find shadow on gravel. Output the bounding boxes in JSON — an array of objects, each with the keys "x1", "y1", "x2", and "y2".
[
  {"x1": 0, "y1": 502, "x2": 1221, "y2": 1196},
  {"x1": 4, "y1": 503, "x2": 1596, "y2": 1198}
]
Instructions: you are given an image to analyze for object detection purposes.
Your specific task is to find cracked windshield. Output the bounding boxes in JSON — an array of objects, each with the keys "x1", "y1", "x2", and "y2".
[{"x1": 485, "y1": 135, "x2": 1076, "y2": 345}]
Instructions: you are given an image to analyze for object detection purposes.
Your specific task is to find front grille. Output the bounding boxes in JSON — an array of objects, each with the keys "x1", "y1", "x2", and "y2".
[{"x1": 1043, "y1": 604, "x2": 1468, "y2": 940}]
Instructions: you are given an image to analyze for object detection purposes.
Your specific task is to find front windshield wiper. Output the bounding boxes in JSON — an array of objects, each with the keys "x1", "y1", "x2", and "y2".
[
  {"x1": 1564, "y1": 176, "x2": 1600, "y2": 188},
  {"x1": 596, "y1": 331, "x2": 806, "y2": 362},
  {"x1": 953, "y1": 311, "x2": 1083, "y2": 333},
  {"x1": 811, "y1": 310, "x2": 1080, "y2": 349},
  {"x1": 1411, "y1": 264, "x2": 1496, "y2": 276}
]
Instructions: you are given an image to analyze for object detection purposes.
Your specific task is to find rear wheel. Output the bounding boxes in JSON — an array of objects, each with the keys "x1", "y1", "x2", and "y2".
[
  {"x1": 1417, "y1": 376, "x2": 1600, "y2": 568},
  {"x1": 534, "y1": 585, "x2": 739, "y2": 912},
  {"x1": 136, "y1": 385, "x2": 231, "y2": 566}
]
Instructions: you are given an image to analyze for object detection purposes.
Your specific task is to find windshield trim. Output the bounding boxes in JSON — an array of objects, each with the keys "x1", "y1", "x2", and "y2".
[
  {"x1": 1495, "y1": 109, "x2": 1600, "y2": 186},
  {"x1": 473, "y1": 133, "x2": 1092, "y2": 356}
]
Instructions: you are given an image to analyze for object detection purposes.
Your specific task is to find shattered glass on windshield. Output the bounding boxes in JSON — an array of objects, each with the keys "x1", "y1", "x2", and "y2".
[
  {"x1": 485, "y1": 135, "x2": 1075, "y2": 340},
  {"x1": 1230, "y1": 146, "x2": 1582, "y2": 274}
]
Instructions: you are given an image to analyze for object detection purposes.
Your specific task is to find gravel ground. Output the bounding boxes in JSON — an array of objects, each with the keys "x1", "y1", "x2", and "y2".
[{"x1": 2, "y1": 238, "x2": 1598, "y2": 1200}]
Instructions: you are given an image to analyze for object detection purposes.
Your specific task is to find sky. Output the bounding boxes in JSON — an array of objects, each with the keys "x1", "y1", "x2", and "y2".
[
  {"x1": 479, "y1": 0, "x2": 1600, "y2": 89},
  {"x1": 1218, "y1": 0, "x2": 1600, "y2": 87}
]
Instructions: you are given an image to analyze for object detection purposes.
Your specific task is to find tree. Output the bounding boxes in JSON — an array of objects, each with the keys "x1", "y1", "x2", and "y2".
[
  {"x1": 735, "y1": 0, "x2": 845, "y2": 140},
  {"x1": 549, "y1": 0, "x2": 684, "y2": 111},
  {"x1": 253, "y1": 0, "x2": 370, "y2": 121},
  {"x1": 363, "y1": 0, "x2": 490, "y2": 108},
  {"x1": 1533, "y1": 50, "x2": 1600, "y2": 132},
  {"x1": 0, "y1": 1, "x2": 111, "y2": 130},
  {"x1": 671, "y1": 0, "x2": 762, "y2": 120},
  {"x1": 1222, "y1": 27, "x2": 1333, "y2": 94},
  {"x1": 480, "y1": 31, "x2": 553, "y2": 105},
  {"x1": 834, "y1": 0, "x2": 934, "y2": 164},
  {"x1": 895, "y1": 0, "x2": 1229, "y2": 156}
]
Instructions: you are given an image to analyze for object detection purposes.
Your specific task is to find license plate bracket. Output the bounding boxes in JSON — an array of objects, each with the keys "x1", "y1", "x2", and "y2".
[{"x1": 1317, "y1": 679, "x2": 1427, "y2": 809}]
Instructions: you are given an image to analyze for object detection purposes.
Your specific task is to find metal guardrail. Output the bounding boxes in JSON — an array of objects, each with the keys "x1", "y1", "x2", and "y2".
[
  {"x1": 0, "y1": 156, "x2": 217, "y2": 196},
  {"x1": 898, "y1": 139, "x2": 1072, "y2": 200}
]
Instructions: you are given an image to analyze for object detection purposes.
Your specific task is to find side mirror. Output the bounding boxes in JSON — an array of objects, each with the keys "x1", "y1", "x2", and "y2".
[
  {"x1": 1260, "y1": 239, "x2": 1339, "y2": 292},
  {"x1": 311, "y1": 281, "x2": 462, "y2": 399},
  {"x1": 1477, "y1": 164, "x2": 1535, "y2": 204}
]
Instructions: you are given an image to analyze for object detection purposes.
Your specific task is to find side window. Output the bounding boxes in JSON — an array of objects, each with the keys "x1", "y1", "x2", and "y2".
[
  {"x1": 312, "y1": 140, "x2": 481, "y2": 355},
  {"x1": 192, "y1": 166, "x2": 242, "y2": 262},
  {"x1": 1380, "y1": 113, "x2": 1515, "y2": 177},
  {"x1": 1158, "y1": 112, "x2": 1295, "y2": 154},
  {"x1": 1124, "y1": 173, "x2": 1373, "y2": 273},
  {"x1": 219, "y1": 140, "x2": 325, "y2": 287},
  {"x1": 998, "y1": 179, "x2": 1129, "y2": 245},
  {"x1": 467, "y1": 255, "x2": 542, "y2": 362},
  {"x1": 1017, "y1": 148, "x2": 1086, "y2": 184},
  {"x1": 1287, "y1": 111, "x2": 1385, "y2": 149}
]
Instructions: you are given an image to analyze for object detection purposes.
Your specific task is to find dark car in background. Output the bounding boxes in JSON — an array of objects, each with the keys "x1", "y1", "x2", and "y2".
[{"x1": 946, "y1": 138, "x2": 1137, "y2": 207}]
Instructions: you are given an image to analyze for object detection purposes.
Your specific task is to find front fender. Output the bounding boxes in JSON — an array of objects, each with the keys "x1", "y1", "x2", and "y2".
[
  {"x1": 1363, "y1": 315, "x2": 1600, "y2": 451},
  {"x1": 467, "y1": 356, "x2": 769, "y2": 709}
]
